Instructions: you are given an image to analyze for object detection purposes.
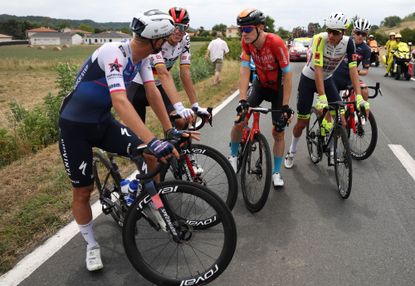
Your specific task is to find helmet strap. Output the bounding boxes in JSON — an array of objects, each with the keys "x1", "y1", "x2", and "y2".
[{"x1": 251, "y1": 27, "x2": 261, "y2": 45}]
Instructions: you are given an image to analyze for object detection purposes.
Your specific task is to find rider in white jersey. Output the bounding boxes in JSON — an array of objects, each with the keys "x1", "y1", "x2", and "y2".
[{"x1": 284, "y1": 12, "x2": 367, "y2": 169}]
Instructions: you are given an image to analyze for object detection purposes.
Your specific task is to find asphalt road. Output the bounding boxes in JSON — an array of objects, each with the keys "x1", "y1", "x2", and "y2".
[{"x1": 17, "y1": 62, "x2": 415, "y2": 286}]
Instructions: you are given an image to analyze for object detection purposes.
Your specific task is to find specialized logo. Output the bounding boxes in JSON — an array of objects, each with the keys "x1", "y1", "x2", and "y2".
[
  {"x1": 121, "y1": 127, "x2": 132, "y2": 137},
  {"x1": 109, "y1": 58, "x2": 123, "y2": 72},
  {"x1": 180, "y1": 264, "x2": 219, "y2": 285},
  {"x1": 78, "y1": 161, "x2": 87, "y2": 176}
]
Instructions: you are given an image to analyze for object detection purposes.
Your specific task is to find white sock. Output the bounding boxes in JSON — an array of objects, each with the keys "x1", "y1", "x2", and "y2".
[
  {"x1": 78, "y1": 220, "x2": 99, "y2": 250},
  {"x1": 289, "y1": 136, "x2": 300, "y2": 154}
]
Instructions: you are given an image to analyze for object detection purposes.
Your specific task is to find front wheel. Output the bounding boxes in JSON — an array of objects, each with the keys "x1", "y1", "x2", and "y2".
[
  {"x1": 122, "y1": 181, "x2": 237, "y2": 286},
  {"x1": 240, "y1": 133, "x2": 272, "y2": 213},
  {"x1": 334, "y1": 126, "x2": 353, "y2": 199},
  {"x1": 347, "y1": 110, "x2": 378, "y2": 160},
  {"x1": 306, "y1": 107, "x2": 323, "y2": 164}
]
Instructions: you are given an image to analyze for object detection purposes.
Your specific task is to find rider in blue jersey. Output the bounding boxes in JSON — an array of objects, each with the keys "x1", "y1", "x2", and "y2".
[{"x1": 58, "y1": 10, "x2": 177, "y2": 272}]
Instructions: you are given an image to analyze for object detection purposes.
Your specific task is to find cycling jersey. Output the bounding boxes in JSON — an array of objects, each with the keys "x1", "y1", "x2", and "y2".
[
  {"x1": 334, "y1": 41, "x2": 371, "y2": 76},
  {"x1": 302, "y1": 32, "x2": 356, "y2": 80},
  {"x1": 60, "y1": 40, "x2": 154, "y2": 123},
  {"x1": 132, "y1": 34, "x2": 191, "y2": 86},
  {"x1": 241, "y1": 33, "x2": 290, "y2": 90}
]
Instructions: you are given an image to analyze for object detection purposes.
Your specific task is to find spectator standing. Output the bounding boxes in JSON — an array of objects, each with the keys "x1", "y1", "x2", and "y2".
[{"x1": 206, "y1": 33, "x2": 229, "y2": 85}]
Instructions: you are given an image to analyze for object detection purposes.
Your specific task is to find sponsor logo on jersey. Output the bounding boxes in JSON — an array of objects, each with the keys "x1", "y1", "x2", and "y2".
[
  {"x1": 118, "y1": 45, "x2": 126, "y2": 57},
  {"x1": 108, "y1": 83, "x2": 121, "y2": 89},
  {"x1": 109, "y1": 58, "x2": 123, "y2": 72},
  {"x1": 352, "y1": 54, "x2": 358, "y2": 61},
  {"x1": 315, "y1": 52, "x2": 321, "y2": 60}
]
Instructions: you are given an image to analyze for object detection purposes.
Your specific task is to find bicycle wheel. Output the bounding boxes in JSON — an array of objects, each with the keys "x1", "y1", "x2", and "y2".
[
  {"x1": 160, "y1": 144, "x2": 238, "y2": 210},
  {"x1": 334, "y1": 125, "x2": 353, "y2": 199},
  {"x1": 92, "y1": 151, "x2": 125, "y2": 226},
  {"x1": 306, "y1": 107, "x2": 323, "y2": 164},
  {"x1": 240, "y1": 133, "x2": 272, "y2": 213},
  {"x1": 347, "y1": 110, "x2": 378, "y2": 160},
  {"x1": 123, "y1": 181, "x2": 237, "y2": 286}
]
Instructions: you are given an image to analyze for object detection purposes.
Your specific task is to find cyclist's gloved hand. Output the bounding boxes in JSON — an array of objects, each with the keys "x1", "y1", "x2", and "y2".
[
  {"x1": 236, "y1": 99, "x2": 249, "y2": 113},
  {"x1": 165, "y1": 128, "x2": 185, "y2": 142},
  {"x1": 281, "y1": 105, "x2": 294, "y2": 121},
  {"x1": 356, "y1": 94, "x2": 370, "y2": 111},
  {"x1": 147, "y1": 138, "x2": 174, "y2": 159},
  {"x1": 315, "y1": 94, "x2": 328, "y2": 110},
  {"x1": 191, "y1": 102, "x2": 211, "y2": 118},
  {"x1": 174, "y1": 102, "x2": 194, "y2": 120}
]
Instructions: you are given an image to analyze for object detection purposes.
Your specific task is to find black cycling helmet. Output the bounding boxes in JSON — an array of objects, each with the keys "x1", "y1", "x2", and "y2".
[
  {"x1": 237, "y1": 9, "x2": 265, "y2": 26},
  {"x1": 168, "y1": 7, "x2": 190, "y2": 24}
]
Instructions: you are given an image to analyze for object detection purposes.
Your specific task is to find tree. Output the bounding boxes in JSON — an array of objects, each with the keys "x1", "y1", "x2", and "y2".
[
  {"x1": 79, "y1": 24, "x2": 94, "y2": 33},
  {"x1": 307, "y1": 23, "x2": 321, "y2": 36},
  {"x1": 400, "y1": 28, "x2": 415, "y2": 43},
  {"x1": 292, "y1": 26, "x2": 307, "y2": 38},
  {"x1": 381, "y1": 16, "x2": 401, "y2": 28},
  {"x1": 276, "y1": 26, "x2": 290, "y2": 39},
  {"x1": 264, "y1": 15, "x2": 275, "y2": 33},
  {"x1": 212, "y1": 24, "x2": 227, "y2": 34}
]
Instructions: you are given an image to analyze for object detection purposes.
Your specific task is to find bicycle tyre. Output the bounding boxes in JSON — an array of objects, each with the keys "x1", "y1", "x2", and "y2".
[
  {"x1": 122, "y1": 180, "x2": 237, "y2": 286},
  {"x1": 92, "y1": 151, "x2": 124, "y2": 226},
  {"x1": 240, "y1": 133, "x2": 272, "y2": 213},
  {"x1": 334, "y1": 126, "x2": 353, "y2": 199},
  {"x1": 160, "y1": 144, "x2": 238, "y2": 210},
  {"x1": 306, "y1": 107, "x2": 323, "y2": 164},
  {"x1": 348, "y1": 110, "x2": 378, "y2": 160}
]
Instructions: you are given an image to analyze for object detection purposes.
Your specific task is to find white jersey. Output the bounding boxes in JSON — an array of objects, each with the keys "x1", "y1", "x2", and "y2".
[
  {"x1": 302, "y1": 32, "x2": 356, "y2": 80},
  {"x1": 133, "y1": 34, "x2": 191, "y2": 86}
]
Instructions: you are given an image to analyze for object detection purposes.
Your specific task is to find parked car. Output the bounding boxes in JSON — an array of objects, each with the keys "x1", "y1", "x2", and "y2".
[{"x1": 289, "y1": 37, "x2": 311, "y2": 61}]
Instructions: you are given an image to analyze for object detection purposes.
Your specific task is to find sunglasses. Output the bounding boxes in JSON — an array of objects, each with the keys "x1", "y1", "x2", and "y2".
[
  {"x1": 326, "y1": 28, "x2": 342, "y2": 36},
  {"x1": 354, "y1": 31, "x2": 367, "y2": 37},
  {"x1": 175, "y1": 23, "x2": 189, "y2": 32},
  {"x1": 239, "y1": 26, "x2": 256, "y2": 33}
]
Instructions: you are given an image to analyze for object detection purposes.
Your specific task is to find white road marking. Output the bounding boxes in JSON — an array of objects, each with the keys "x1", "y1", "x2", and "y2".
[
  {"x1": 0, "y1": 89, "x2": 239, "y2": 286},
  {"x1": 389, "y1": 144, "x2": 415, "y2": 181}
]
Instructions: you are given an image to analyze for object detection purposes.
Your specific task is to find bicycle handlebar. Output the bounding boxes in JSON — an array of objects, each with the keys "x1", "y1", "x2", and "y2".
[
  {"x1": 234, "y1": 106, "x2": 293, "y2": 124},
  {"x1": 169, "y1": 107, "x2": 213, "y2": 131},
  {"x1": 343, "y1": 82, "x2": 382, "y2": 99}
]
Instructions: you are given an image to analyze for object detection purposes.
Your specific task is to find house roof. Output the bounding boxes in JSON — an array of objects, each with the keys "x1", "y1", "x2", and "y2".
[
  {"x1": 26, "y1": 27, "x2": 58, "y2": 33},
  {"x1": 86, "y1": 31, "x2": 130, "y2": 38},
  {"x1": 0, "y1": 34, "x2": 12, "y2": 38},
  {"x1": 30, "y1": 32, "x2": 79, "y2": 40},
  {"x1": 227, "y1": 25, "x2": 239, "y2": 29}
]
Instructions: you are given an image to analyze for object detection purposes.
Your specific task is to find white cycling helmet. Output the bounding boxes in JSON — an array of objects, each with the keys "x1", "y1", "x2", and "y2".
[
  {"x1": 353, "y1": 18, "x2": 371, "y2": 32},
  {"x1": 130, "y1": 9, "x2": 175, "y2": 39},
  {"x1": 325, "y1": 12, "x2": 349, "y2": 30}
]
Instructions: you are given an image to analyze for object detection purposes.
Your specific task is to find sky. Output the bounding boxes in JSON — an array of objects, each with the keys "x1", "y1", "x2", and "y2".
[{"x1": 1, "y1": 0, "x2": 415, "y2": 30}]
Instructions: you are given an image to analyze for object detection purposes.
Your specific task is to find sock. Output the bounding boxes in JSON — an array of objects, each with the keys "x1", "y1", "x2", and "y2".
[
  {"x1": 230, "y1": 141, "x2": 239, "y2": 157},
  {"x1": 273, "y1": 156, "x2": 283, "y2": 174},
  {"x1": 78, "y1": 220, "x2": 99, "y2": 250},
  {"x1": 289, "y1": 136, "x2": 300, "y2": 154}
]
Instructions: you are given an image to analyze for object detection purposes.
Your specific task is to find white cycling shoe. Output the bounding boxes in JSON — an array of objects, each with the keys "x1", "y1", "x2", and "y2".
[
  {"x1": 86, "y1": 245, "x2": 104, "y2": 271},
  {"x1": 284, "y1": 152, "x2": 296, "y2": 169},
  {"x1": 272, "y1": 172, "x2": 284, "y2": 187},
  {"x1": 228, "y1": 156, "x2": 238, "y2": 173}
]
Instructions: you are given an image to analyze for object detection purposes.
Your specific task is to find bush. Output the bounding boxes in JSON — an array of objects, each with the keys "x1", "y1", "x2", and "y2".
[
  {"x1": 226, "y1": 38, "x2": 242, "y2": 60},
  {"x1": 171, "y1": 55, "x2": 214, "y2": 90},
  {"x1": 0, "y1": 128, "x2": 18, "y2": 167}
]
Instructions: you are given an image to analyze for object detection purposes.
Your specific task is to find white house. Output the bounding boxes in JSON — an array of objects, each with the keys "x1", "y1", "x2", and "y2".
[
  {"x1": 29, "y1": 32, "x2": 83, "y2": 46},
  {"x1": 0, "y1": 34, "x2": 13, "y2": 42},
  {"x1": 226, "y1": 25, "x2": 239, "y2": 38},
  {"x1": 26, "y1": 27, "x2": 58, "y2": 38},
  {"x1": 84, "y1": 31, "x2": 130, "y2": 45}
]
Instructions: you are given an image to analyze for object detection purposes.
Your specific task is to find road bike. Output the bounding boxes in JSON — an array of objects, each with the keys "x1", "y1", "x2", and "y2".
[
  {"x1": 161, "y1": 109, "x2": 238, "y2": 210},
  {"x1": 234, "y1": 106, "x2": 279, "y2": 213},
  {"x1": 306, "y1": 101, "x2": 353, "y2": 199},
  {"x1": 93, "y1": 144, "x2": 237, "y2": 285},
  {"x1": 342, "y1": 82, "x2": 382, "y2": 160}
]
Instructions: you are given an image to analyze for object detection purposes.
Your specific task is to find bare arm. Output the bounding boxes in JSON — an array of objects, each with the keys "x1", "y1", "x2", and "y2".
[
  {"x1": 143, "y1": 82, "x2": 172, "y2": 132},
  {"x1": 155, "y1": 64, "x2": 181, "y2": 105},
  {"x1": 314, "y1": 66, "x2": 325, "y2": 96},
  {"x1": 282, "y1": 71, "x2": 292, "y2": 105},
  {"x1": 349, "y1": 66, "x2": 362, "y2": 95},
  {"x1": 239, "y1": 66, "x2": 251, "y2": 101},
  {"x1": 179, "y1": 65, "x2": 197, "y2": 105}
]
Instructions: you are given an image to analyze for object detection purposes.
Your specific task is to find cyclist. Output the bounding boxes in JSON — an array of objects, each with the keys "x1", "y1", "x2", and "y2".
[
  {"x1": 285, "y1": 12, "x2": 364, "y2": 169},
  {"x1": 229, "y1": 8, "x2": 293, "y2": 187},
  {"x1": 333, "y1": 18, "x2": 372, "y2": 104},
  {"x1": 128, "y1": 7, "x2": 210, "y2": 130},
  {"x1": 367, "y1": 34, "x2": 378, "y2": 50},
  {"x1": 385, "y1": 32, "x2": 397, "y2": 77},
  {"x1": 58, "y1": 10, "x2": 178, "y2": 272}
]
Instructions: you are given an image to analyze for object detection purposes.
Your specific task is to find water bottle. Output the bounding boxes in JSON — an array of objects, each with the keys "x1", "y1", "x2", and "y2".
[
  {"x1": 120, "y1": 179, "x2": 130, "y2": 195},
  {"x1": 125, "y1": 179, "x2": 140, "y2": 207}
]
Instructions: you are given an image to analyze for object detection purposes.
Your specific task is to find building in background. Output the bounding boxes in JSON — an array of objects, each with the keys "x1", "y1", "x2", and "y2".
[
  {"x1": 29, "y1": 32, "x2": 83, "y2": 46},
  {"x1": 0, "y1": 34, "x2": 13, "y2": 42},
  {"x1": 83, "y1": 31, "x2": 130, "y2": 44},
  {"x1": 26, "y1": 27, "x2": 58, "y2": 38},
  {"x1": 226, "y1": 25, "x2": 239, "y2": 38}
]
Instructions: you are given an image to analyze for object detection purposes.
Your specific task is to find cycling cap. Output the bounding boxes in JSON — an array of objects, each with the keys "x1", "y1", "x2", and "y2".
[
  {"x1": 325, "y1": 12, "x2": 349, "y2": 30},
  {"x1": 168, "y1": 7, "x2": 190, "y2": 24},
  {"x1": 389, "y1": 32, "x2": 396, "y2": 36},
  {"x1": 369, "y1": 34, "x2": 374, "y2": 38},
  {"x1": 353, "y1": 18, "x2": 371, "y2": 32},
  {"x1": 395, "y1": 33, "x2": 402, "y2": 38},
  {"x1": 237, "y1": 9, "x2": 265, "y2": 26},
  {"x1": 130, "y1": 9, "x2": 175, "y2": 39}
]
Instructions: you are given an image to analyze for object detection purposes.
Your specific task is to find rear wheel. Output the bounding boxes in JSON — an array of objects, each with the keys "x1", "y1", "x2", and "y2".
[
  {"x1": 347, "y1": 110, "x2": 378, "y2": 160},
  {"x1": 306, "y1": 107, "x2": 323, "y2": 164},
  {"x1": 240, "y1": 133, "x2": 272, "y2": 213},
  {"x1": 92, "y1": 151, "x2": 125, "y2": 227},
  {"x1": 160, "y1": 144, "x2": 238, "y2": 210},
  {"x1": 123, "y1": 181, "x2": 237, "y2": 286},
  {"x1": 334, "y1": 126, "x2": 353, "y2": 199}
]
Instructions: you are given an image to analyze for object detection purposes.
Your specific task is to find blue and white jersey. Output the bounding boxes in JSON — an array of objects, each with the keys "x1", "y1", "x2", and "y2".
[{"x1": 60, "y1": 40, "x2": 154, "y2": 123}]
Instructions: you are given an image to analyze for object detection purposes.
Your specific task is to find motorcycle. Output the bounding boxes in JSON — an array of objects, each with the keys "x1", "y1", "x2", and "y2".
[
  {"x1": 370, "y1": 46, "x2": 380, "y2": 67},
  {"x1": 392, "y1": 44, "x2": 411, "y2": 80}
]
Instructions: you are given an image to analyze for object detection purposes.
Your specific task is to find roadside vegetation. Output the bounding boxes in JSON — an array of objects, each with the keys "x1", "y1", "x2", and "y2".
[{"x1": 0, "y1": 41, "x2": 240, "y2": 275}]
